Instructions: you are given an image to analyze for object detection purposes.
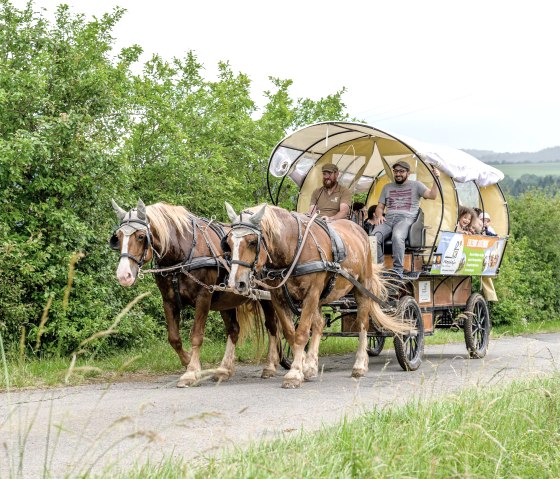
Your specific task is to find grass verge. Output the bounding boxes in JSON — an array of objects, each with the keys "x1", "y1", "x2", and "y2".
[{"x1": 2, "y1": 319, "x2": 560, "y2": 390}]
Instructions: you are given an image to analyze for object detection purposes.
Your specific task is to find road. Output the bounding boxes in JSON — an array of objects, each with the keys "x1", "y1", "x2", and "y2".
[{"x1": 1, "y1": 333, "x2": 560, "y2": 478}]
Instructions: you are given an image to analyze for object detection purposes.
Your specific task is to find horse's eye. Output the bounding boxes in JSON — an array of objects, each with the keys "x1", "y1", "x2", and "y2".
[
  {"x1": 137, "y1": 234, "x2": 146, "y2": 242},
  {"x1": 247, "y1": 239, "x2": 257, "y2": 248}
]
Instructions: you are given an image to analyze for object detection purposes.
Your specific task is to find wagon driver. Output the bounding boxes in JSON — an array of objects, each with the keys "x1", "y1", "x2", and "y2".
[
  {"x1": 306, "y1": 163, "x2": 352, "y2": 221},
  {"x1": 371, "y1": 160, "x2": 440, "y2": 276}
]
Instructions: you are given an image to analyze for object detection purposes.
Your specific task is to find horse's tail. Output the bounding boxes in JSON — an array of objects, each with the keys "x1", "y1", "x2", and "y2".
[
  {"x1": 366, "y1": 263, "x2": 415, "y2": 335},
  {"x1": 235, "y1": 301, "x2": 265, "y2": 352}
]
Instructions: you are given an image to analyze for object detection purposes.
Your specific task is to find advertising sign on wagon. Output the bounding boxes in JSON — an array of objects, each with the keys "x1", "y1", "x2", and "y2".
[{"x1": 430, "y1": 231, "x2": 506, "y2": 276}]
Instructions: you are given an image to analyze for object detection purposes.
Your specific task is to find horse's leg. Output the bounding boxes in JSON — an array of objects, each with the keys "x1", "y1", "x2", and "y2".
[
  {"x1": 303, "y1": 305, "x2": 324, "y2": 380},
  {"x1": 267, "y1": 301, "x2": 301, "y2": 388},
  {"x1": 177, "y1": 293, "x2": 211, "y2": 387},
  {"x1": 281, "y1": 291, "x2": 320, "y2": 389},
  {"x1": 261, "y1": 300, "x2": 280, "y2": 379},
  {"x1": 352, "y1": 293, "x2": 370, "y2": 378},
  {"x1": 162, "y1": 300, "x2": 191, "y2": 368},
  {"x1": 214, "y1": 309, "x2": 239, "y2": 382}
]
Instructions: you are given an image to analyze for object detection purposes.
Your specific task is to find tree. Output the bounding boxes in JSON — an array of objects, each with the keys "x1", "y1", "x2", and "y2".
[
  {"x1": 0, "y1": 1, "x2": 351, "y2": 354},
  {"x1": 0, "y1": 2, "x2": 159, "y2": 353}
]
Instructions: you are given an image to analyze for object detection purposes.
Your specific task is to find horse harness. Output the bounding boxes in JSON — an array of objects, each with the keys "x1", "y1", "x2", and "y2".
[
  {"x1": 228, "y1": 212, "x2": 346, "y2": 315},
  {"x1": 229, "y1": 211, "x2": 391, "y2": 314},
  {"x1": 111, "y1": 211, "x2": 230, "y2": 311},
  {"x1": 270, "y1": 214, "x2": 348, "y2": 314}
]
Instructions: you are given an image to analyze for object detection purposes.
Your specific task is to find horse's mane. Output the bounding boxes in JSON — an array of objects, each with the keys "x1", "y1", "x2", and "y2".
[
  {"x1": 146, "y1": 202, "x2": 195, "y2": 256},
  {"x1": 244, "y1": 204, "x2": 287, "y2": 244}
]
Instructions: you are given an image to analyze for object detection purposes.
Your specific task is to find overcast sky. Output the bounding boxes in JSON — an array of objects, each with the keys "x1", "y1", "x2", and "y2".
[{"x1": 13, "y1": 0, "x2": 560, "y2": 152}]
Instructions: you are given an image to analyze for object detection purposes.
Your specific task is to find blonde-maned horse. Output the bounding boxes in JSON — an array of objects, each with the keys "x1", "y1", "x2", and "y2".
[
  {"x1": 110, "y1": 199, "x2": 280, "y2": 387},
  {"x1": 224, "y1": 202, "x2": 411, "y2": 389}
]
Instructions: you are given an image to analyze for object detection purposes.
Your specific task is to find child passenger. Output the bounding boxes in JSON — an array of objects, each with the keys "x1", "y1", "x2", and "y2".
[
  {"x1": 480, "y1": 212, "x2": 497, "y2": 236},
  {"x1": 456, "y1": 206, "x2": 476, "y2": 234},
  {"x1": 470, "y1": 207, "x2": 484, "y2": 234}
]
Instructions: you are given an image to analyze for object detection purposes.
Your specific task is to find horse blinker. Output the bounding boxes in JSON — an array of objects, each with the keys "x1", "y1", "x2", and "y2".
[
  {"x1": 220, "y1": 235, "x2": 231, "y2": 254},
  {"x1": 109, "y1": 232, "x2": 121, "y2": 250}
]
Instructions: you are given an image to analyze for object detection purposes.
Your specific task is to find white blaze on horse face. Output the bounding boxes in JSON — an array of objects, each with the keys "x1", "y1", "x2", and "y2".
[
  {"x1": 228, "y1": 234, "x2": 242, "y2": 289},
  {"x1": 116, "y1": 234, "x2": 136, "y2": 286},
  {"x1": 228, "y1": 231, "x2": 252, "y2": 293}
]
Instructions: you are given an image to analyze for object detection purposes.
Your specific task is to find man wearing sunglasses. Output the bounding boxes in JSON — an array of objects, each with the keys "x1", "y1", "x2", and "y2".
[
  {"x1": 371, "y1": 160, "x2": 440, "y2": 276},
  {"x1": 307, "y1": 163, "x2": 352, "y2": 221}
]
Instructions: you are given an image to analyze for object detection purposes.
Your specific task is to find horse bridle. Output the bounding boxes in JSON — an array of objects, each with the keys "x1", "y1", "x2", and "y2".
[
  {"x1": 228, "y1": 213, "x2": 266, "y2": 273},
  {"x1": 110, "y1": 213, "x2": 156, "y2": 268}
]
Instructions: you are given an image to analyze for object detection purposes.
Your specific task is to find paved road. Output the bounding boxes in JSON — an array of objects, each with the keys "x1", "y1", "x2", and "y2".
[{"x1": 2, "y1": 333, "x2": 560, "y2": 478}]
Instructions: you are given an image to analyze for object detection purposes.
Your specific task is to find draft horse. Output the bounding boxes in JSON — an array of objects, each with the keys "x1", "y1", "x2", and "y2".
[
  {"x1": 224, "y1": 203, "x2": 411, "y2": 389},
  {"x1": 110, "y1": 199, "x2": 280, "y2": 387}
]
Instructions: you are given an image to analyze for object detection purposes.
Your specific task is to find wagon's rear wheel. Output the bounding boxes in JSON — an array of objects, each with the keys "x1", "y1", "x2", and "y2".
[
  {"x1": 367, "y1": 335, "x2": 385, "y2": 357},
  {"x1": 393, "y1": 296, "x2": 424, "y2": 371},
  {"x1": 463, "y1": 293, "x2": 490, "y2": 358}
]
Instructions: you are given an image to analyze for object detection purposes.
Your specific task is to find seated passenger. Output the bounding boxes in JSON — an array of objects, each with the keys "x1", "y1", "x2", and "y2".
[
  {"x1": 480, "y1": 212, "x2": 497, "y2": 236},
  {"x1": 456, "y1": 206, "x2": 476, "y2": 234},
  {"x1": 470, "y1": 207, "x2": 484, "y2": 234},
  {"x1": 351, "y1": 202, "x2": 366, "y2": 225},
  {"x1": 371, "y1": 161, "x2": 440, "y2": 276},
  {"x1": 306, "y1": 163, "x2": 351, "y2": 220},
  {"x1": 363, "y1": 205, "x2": 377, "y2": 235}
]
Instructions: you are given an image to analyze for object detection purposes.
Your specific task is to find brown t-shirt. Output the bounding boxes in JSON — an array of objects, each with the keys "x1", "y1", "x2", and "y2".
[{"x1": 310, "y1": 184, "x2": 352, "y2": 217}]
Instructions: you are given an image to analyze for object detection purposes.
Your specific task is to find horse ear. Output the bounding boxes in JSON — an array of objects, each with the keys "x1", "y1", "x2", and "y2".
[
  {"x1": 250, "y1": 203, "x2": 267, "y2": 226},
  {"x1": 112, "y1": 199, "x2": 127, "y2": 221},
  {"x1": 137, "y1": 199, "x2": 146, "y2": 220},
  {"x1": 225, "y1": 202, "x2": 238, "y2": 223}
]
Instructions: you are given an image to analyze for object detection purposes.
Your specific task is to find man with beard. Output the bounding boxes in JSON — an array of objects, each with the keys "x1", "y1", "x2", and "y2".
[
  {"x1": 307, "y1": 163, "x2": 352, "y2": 221},
  {"x1": 372, "y1": 160, "x2": 440, "y2": 276}
]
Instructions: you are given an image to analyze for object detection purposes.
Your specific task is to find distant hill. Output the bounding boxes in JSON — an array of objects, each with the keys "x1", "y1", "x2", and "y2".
[{"x1": 463, "y1": 146, "x2": 560, "y2": 164}]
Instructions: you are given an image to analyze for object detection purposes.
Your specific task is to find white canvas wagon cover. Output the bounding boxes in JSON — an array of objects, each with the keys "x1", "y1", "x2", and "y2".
[{"x1": 269, "y1": 121, "x2": 503, "y2": 188}]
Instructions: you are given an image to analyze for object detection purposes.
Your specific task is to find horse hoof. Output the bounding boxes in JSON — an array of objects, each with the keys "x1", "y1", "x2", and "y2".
[
  {"x1": 303, "y1": 365, "x2": 318, "y2": 380},
  {"x1": 282, "y1": 379, "x2": 302, "y2": 389},
  {"x1": 213, "y1": 368, "x2": 233, "y2": 382},
  {"x1": 177, "y1": 372, "x2": 199, "y2": 387},
  {"x1": 261, "y1": 368, "x2": 276, "y2": 379},
  {"x1": 351, "y1": 368, "x2": 366, "y2": 378}
]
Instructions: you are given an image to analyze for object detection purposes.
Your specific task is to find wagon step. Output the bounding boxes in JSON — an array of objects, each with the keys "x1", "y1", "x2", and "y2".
[{"x1": 382, "y1": 269, "x2": 421, "y2": 280}]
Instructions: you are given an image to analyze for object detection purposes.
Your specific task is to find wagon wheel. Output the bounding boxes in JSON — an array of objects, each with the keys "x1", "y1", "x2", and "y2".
[
  {"x1": 393, "y1": 296, "x2": 424, "y2": 371},
  {"x1": 463, "y1": 293, "x2": 491, "y2": 358},
  {"x1": 366, "y1": 335, "x2": 385, "y2": 357}
]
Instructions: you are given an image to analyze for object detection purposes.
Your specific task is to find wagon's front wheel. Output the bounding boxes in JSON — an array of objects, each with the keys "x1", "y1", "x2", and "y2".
[
  {"x1": 393, "y1": 296, "x2": 424, "y2": 371},
  {"x1": 463, "y1": 293, "x2": 491, "y2": 358},
  {"x1": 367, "y1": 335, "x2": 385, "y2": 357}
]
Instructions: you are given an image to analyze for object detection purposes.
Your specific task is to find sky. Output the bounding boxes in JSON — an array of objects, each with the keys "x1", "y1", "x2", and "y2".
[{"x1": 12, "y1": 0, "x2": 560, "y2": 153}]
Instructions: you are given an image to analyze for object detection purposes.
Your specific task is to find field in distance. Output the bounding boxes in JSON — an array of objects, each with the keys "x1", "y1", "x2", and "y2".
[{"x1": 494, "y1": 161, "x2": 560, "y2": 179}]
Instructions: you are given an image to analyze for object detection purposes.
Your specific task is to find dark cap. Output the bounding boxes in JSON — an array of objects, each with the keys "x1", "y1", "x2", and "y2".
[
  {"x1": 321, "y1": 163, "x2": 339, "y2": 173},
  {"x1": 393, "y1": 160, "x2": 411, "y2": 171}
]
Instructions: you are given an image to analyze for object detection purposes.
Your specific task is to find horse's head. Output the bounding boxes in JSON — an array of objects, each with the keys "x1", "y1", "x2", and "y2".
[
  {"x1": 110, "y1": 199, "x2": 154, "y2": 287},
  {"x1": 224, "y1": 202, "x2": 267, "y2": 295}
]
